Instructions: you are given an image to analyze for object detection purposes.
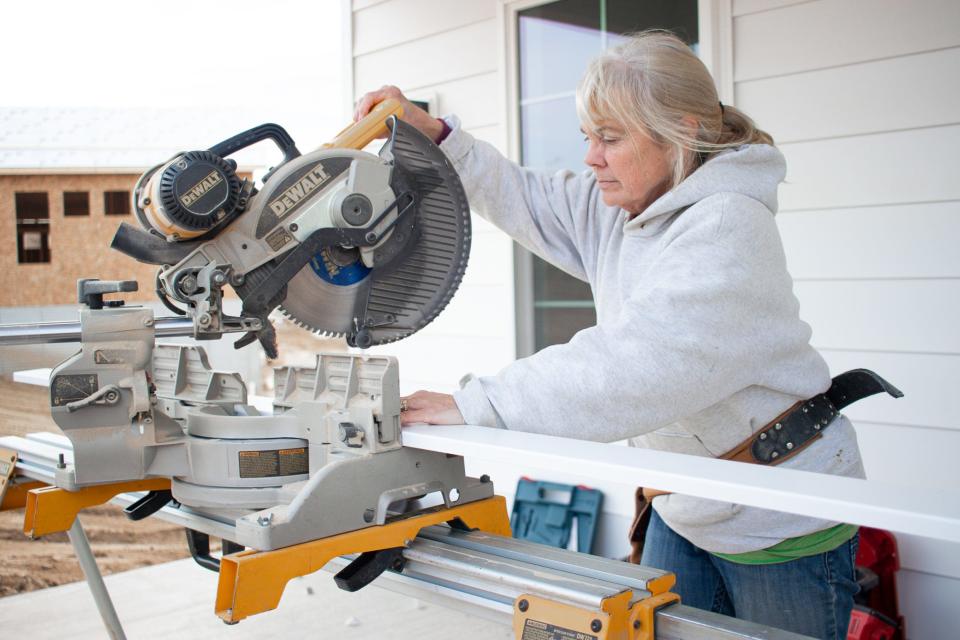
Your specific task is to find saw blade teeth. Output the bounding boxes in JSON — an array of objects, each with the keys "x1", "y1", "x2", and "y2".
[{"x1": 269, "y1": 122, "x2": 471, "y2": 346}]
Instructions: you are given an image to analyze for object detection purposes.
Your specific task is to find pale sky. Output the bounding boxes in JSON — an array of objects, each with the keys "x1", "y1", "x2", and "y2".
[{"x1": 1, "y1": 0, "x2": 347, "y2": 144}]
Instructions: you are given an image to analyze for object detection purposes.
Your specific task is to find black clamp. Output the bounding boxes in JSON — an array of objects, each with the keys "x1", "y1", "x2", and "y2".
[
  {"x1": 77, "y1": 278, "x2": 138, "y2": 310},
  {"x1": 333, "y1": 547, "x2": 406, "y2": 592},
  {"x1": 185, "y1": 529, "x2": 246, "y2": 572}
]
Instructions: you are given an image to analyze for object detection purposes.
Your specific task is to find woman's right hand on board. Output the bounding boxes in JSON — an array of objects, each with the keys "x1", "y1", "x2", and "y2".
[{"x1": 354, "y1": 85, "x2": 444, "y2": 142}]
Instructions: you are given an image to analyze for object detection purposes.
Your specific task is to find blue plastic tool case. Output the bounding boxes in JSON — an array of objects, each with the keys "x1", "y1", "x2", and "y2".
[{"x1": 511, "y1": 478, "x2": 603, "y2": 554}]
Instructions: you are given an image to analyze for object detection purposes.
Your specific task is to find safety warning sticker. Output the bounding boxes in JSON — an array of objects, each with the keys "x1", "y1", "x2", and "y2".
[
  {"x1": 51, "y1": 374, "x2": 98, "y2": 406},
  {"x1": 238, "y1": 447, "x2": 308, "y2": 478},
  {"x1": 520, "y1": 619, "x2": 596, "y2": 640}
]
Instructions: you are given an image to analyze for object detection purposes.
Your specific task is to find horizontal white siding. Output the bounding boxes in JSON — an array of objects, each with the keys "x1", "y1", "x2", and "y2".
[
  {"x1": 351, "y1": 1, "x2": 515, "y2": 399},
  {"x1": 406, "y1": 72, "x2": 501, "y2": 129},
  {"x1": 738, "y1": 47, "x2": 960, "y2": 144},
  {"x1": 353, "y1": 0, "x2": 495, "y2": 56},
  {"x1": 820, "y1": 350, "x2": 960, "y2": 431},
  {"x1": 733, "y1": 0, "x2": 960, "y2": 81},
  {"x1": 732, "y1": 0, "x2": 813, "y2": 17},
  {"x1": 853, "y1": 422, "x2": 960, "y2": 489},
  {"x1": 735, "y1": 1, "x2": 960, "y2": 636},
  {"x1": 352, "y1": 0, "x2": 392, "y2": 11},
  {"x1": 777, "y1": 125, "x2": 960, "y2": 211},
  {"x1": 794, "y1": 280, "x2": 960, "y2": 353},
  {"x1": 779, "y1": 203, "x2": 960, "y2": 279},
  {"x1": 354, "y1": 19, "x2": 498, "y2": 93}
]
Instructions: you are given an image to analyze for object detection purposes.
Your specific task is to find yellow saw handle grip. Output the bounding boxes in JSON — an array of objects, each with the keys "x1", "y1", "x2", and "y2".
[{"x1": 322, "y1": 98, "x2": 404, "y2": 150}]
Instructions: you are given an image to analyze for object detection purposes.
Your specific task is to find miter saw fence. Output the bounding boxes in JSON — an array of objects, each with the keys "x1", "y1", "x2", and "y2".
[{"x1": 111, "y1": 110, "x2": 471, "y2": 356}]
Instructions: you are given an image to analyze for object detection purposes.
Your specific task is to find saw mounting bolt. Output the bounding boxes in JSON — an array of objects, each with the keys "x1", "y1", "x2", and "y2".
[
  {"x1": 257, "y1": 513, "x2": 274, "y2": 526},
  {"x1": 180, "y1": 275, "x2": 198, "y2": 295}
]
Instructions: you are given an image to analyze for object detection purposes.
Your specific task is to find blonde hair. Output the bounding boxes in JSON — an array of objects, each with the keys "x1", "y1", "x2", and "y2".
[{"x1": 576, "y1": 30, "x2": 773, "y2": 188}]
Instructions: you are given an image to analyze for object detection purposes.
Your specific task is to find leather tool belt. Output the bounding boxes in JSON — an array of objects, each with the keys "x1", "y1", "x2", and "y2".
[{"x1": 628, "y1": 369, "x2": 903, "y2": 563}]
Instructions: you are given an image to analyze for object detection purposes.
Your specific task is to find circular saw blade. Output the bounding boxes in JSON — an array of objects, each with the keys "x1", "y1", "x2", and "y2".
[
  {"x1": 279, "y1": 119, "x2": 471, "y2": 346},
  {"x1": 277, "y1": 250, "x2": 368, "y2": 337}
]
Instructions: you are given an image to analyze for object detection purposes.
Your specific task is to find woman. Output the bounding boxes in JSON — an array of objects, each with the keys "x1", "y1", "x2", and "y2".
[{"x1": 356, "y1": 31, "x2": 862, "y2": 638}]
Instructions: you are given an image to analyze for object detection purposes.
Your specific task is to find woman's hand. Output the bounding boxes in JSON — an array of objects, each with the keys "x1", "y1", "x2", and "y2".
[
  {"x1": 400, "y1": 390, "x2": 464, "y2": 426},
  {"x1": 354, "y1": 85, "x2": 444, "y2": 142}
]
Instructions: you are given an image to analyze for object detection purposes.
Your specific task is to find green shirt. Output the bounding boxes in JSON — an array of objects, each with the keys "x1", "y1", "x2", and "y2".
[{"x1": 712, "y1": 524, "x2": 859, "y2": 565}]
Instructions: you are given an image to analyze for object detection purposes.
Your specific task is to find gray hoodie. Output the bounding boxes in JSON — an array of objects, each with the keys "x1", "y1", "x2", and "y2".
[{"x1": 440, "y1": 116, "x2": 864, "y2": 554}]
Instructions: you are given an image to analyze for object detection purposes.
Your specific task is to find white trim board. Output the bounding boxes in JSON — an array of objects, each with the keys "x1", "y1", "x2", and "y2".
[{"x1": 403, "y1": 425, "x2": 960, "y2": 544}]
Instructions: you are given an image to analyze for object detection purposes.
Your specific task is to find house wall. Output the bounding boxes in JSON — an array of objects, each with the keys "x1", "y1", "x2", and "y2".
[
  {"x1": 349, "y1": 0, "x2": 517, "y2": 397},
  {"x1": 0, "y1": 174, "x2": 157, "y2": 306},
  {"x1": 730, "y1": 1, "x2": 960, "y2": 637},
  {"x1": 349, "y1": 1, "x2": 959, "y2": 636}
]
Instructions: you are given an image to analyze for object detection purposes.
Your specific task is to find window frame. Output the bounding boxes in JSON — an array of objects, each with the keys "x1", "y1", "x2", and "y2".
[
  {"x1": 498, "y1": 0, "x2": 733, "y2": 357},
  {"x1": 14, "y1": 191, "x2": 52, "y2": 264},
  {"x1": 103, "y1": 190, "x2": 131, "y2": 216},
  {"x1": 63, "y1": 191, "x2": 91, "y2": 216}
]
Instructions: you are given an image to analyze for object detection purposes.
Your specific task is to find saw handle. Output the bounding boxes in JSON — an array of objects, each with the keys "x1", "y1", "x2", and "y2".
[
  {"x1": 208, "y1": 123, "x2": 301, "y2": 164},
  {"x1": 323, "y1": 98, "x2": 404, "y2": 150}
]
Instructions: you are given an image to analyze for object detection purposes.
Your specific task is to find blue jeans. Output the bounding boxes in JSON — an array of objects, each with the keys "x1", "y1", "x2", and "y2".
[{"x1": 640, "y1": 510, "x2": 859, "y2": 640}]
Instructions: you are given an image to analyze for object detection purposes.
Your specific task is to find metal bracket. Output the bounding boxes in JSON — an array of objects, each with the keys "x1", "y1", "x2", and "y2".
[
  {"x1": 513, "y1": 589, "x2": 680, "y2": 640},
  {"x1": 24, "y1": 478, "x2": 172, "y2": 538},
  {"x1": 215, "y1": 495, "x2": 511, "y2": 623}
]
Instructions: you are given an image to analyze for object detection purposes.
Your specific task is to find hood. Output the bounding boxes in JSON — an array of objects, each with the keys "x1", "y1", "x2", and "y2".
[{"x1": 623, "y1": 144, "x2": 786, "y2": 233}]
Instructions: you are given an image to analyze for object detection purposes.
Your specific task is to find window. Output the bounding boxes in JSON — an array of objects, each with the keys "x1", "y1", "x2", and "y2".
[
  {"x1": 63, "y1": 191, "x2": 90, "y2": 216},
  {"x1": 15, "y1": 192, "x2": 51, "y2": 263},
  {"x1": 515, "y1": 0, "x2": 698, "y2": 355},
  {"x1": 104, "y1": 190, "x2": 131, "y2": 215}
]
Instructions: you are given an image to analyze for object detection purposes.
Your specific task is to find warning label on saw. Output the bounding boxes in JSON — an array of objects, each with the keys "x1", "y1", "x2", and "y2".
[
  {"x1": 50, "y1": 374, "x2": 98, "y2": 407},
  {"x1": 238, "y1": 448, "x2": 308, "y2": 478},
  {"x1": 520, "y1": 619, "x2": 596, "y2": 640}
]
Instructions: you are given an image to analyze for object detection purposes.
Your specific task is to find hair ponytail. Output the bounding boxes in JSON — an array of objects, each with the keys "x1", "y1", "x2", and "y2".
[{"x1": 717, "y1": 103, "x2": 774, "y2": 147}]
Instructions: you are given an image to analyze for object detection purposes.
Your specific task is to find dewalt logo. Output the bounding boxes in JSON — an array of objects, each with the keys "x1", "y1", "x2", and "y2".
[
  {"x1": 179, "y1": 170, "x2": 223, "y2": 208},
  {"x1": 268, "y1": 166, "x2": 331, "y2": 218}
]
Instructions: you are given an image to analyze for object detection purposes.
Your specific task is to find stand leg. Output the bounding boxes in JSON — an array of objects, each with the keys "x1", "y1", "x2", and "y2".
[{"x1": 67, "y1": 517, "x2": 127, "y2": 640}]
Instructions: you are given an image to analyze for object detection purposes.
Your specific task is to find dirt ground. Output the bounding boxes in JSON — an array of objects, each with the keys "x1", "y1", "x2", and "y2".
[
  {"x1": 0, "y1": 378, "x2": 194, "y2": 598},
  {"x1": 0, "y1": 321, "x2": 345, "y2": 598}
]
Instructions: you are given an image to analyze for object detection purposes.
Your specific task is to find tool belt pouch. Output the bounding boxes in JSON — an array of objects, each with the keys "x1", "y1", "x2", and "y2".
[{"x1": 625, "y1": 369, "x2": 902, "y2": 564}]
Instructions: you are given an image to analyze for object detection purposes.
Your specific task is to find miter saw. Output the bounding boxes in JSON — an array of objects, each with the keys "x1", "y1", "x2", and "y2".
[
  {"x1": 19, "y1": 100, "x2": 505, "y2": 559},
  {"x1": 112, "y1": 99, "x2": 470, "y2": 355}
]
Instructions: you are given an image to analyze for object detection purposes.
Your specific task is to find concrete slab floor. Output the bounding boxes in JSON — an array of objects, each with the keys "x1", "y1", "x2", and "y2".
[{"x1": 0, "y1": 558, "x2": 514, "y2": 639}]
